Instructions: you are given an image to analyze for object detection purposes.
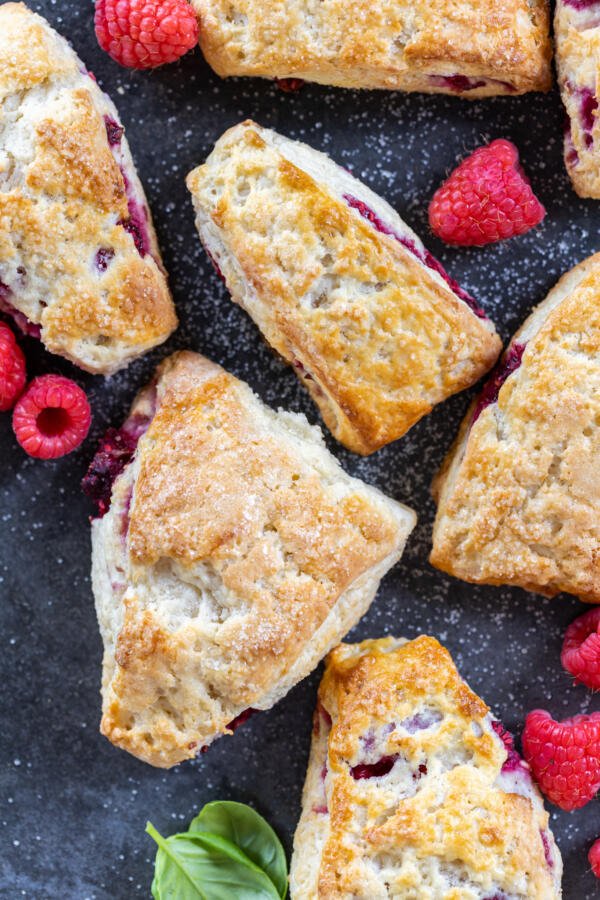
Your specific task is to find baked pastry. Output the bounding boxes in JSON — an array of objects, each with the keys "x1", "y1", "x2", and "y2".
[
  {"x1": 186, "y1": 122, "x2": 501, "y2": 455},
  {"x1": 555, "y1": 0, "x2": 600, "y2": 198},
  {"x1": 290, "y1": 635, "x2": 563, "y2": 900},
  {"x1": 192, "y1": 0, "x2": 552, "y2": 96},
  {"x1": 85, "y1": 351, "x2": 416, "y2": 767},
  {"x1": 430, "y1": 253, "x2": 600, "y2": 602},
  {"x1": 0, "y1": 3, "x2": 177, "y2": 374}
]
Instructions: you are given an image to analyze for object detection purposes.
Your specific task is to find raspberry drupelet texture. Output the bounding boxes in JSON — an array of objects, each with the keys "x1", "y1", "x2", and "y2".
[
  {"x1": 428, "y1": 139, "x2": 546, "y2": 246},
  {"x1": 561, "y1": 608, "x2": 600, "y2": 691},
  {"x1": 95, "y1": 0, "x2": 198, "y2": 69},
  {"x1": 12, "y1": 375, "x2": 91, "y2": 460},
  {"x1": 521, "y1": 709, "x2": 600, "y2": 811},
  {"x1": 0, "y1": 322, "x2": 26, "y2": 411},
  {"x1": 589, "y1": 838, "x2": 600, "y2": 879}
]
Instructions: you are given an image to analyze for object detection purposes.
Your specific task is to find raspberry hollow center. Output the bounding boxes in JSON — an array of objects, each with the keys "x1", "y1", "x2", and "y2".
[{"x1": 36, "y1": 406, "x2": 71, "y2": 437}]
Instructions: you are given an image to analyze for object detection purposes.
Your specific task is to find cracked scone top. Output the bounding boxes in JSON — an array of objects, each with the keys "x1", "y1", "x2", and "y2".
[
  {"x1": 0, "y1": 3, "x2": 177, "y2": 374},
  {"x1": 192, "y1": 0, "x2": 551, "y2": 96},
  {"x1": 89, "y1": 351, "x2": 416, "y2": 767},
  {"x1": 430, "y1": 253, "x2": 600, "y2": 602},
  {"x1": 290, "y1": 636, "x2": 562, "y2": 900},
  {"x1": 186, "y1": 121, "x2": 501, "y2": 455}
]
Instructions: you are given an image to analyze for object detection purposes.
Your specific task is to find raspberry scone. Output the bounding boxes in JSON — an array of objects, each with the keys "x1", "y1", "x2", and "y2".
[
  {"x1": 431, "y1": 254, "x2": 600, "y2": 602},
  {"x1": 85, "y1": 351, "x2": 416, "y2": 767},
  {"x1": 290, "y1": 636, "x2": 562, "y2": 900},
  {"x1": 0, "y1": 3, "x2": 177, "y2": 374},
  {"x1": 555, "y1": 0, "x2": 600, "y2": 198},
  {"x1": 186, "y1": 122, "x2": 501, "y2": 455},
  {"x1": 192, "y1": 0, "x2": 551, "y2": 96}
]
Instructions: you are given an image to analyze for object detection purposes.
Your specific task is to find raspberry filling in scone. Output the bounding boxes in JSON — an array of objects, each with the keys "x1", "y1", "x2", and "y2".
[
  {"x1": 83, "y1": 405, "x2": 156, "y2": 518},
  {"x1": 0, "y1": 4, "x2": 176, "y2": 374},
  {"x1": 472, "y1": 342, "x2": 526, "y2": 422},
  {"x1": 427, "y1": 74, "x2": 517, "y2": 94},
  {"x1": 87, "y1": 351, "x2": 416, "y2": 767},
  {"x1": 187, "y1": 122, "x2": 501, "y2": 455},
  {"x1": 289, "y1": 637, "x2": 562, "y2": 900},
  {"x1": 99, "y1": 115, "x2": 156, "y2": 260},
  {"x1": 0, "y1": 282, "x2": 41, "y2": 339},
  {"x1": 343, "y1": 195, "x2": 487, "y2": 318},
  {"x1": 555, "y1": 0, "x2": 600, "y2": 197}
]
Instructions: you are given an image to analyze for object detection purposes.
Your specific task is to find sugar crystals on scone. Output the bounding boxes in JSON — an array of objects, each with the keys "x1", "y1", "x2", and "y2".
[
  {"x1": 192, "y1": 0, "x2": 551, "y2": 96},
  {"x1": 187, "y1": 121, "x2": 501, "y2": 455},
  {"x1": 84, "y1": 351, "x2": 416, "y2": 767},
  {"x1": 0, "y1": 3, "x2": 177, "y2": 374},
  {"x1": 290, "y1": 636, "x2": 562, "y2": 899},
  {"x1": 431, "y1": 253, "x2": 600, "y2": 603}
]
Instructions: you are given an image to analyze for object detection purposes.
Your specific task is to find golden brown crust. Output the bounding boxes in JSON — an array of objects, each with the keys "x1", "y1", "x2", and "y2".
[
  {"x1": 430, "y1": 254, "x2": 600, "y2": 602},
  {"x1": 193, "y1": 0, "x2": 551, "y2": 95},
  {"x1": 290, "y1": 636, "x2": 562, "y2": 899},
  {"x1": 186, "y1": 122, "x2": 501, "y2": 454},
  {"x1": 555, "y1": 0, "x2": 600, "y2": 198},
  {"x1": 92, "y1": 352, "x2": 416, "y2": 767},
  {"x1": 0, "y1": 3, "x2": 176, "y2": 374}
]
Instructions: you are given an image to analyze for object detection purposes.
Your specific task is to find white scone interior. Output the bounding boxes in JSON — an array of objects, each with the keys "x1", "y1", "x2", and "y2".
[
  {"x1": 290, "y1": 636, "x2": 562, "y2": 900},
  {"x1": 89, "y1": 351, "x2": 416, "y2": 767},
  {"x1": 187, "y1": 121, "x2": 501, "y2": 454},
  {"x1": 430, "y1": 253, "x2": 600, "y2": 602},
  {"x1": 0, "y1": 2, "x2": 176, "y2": 373}
]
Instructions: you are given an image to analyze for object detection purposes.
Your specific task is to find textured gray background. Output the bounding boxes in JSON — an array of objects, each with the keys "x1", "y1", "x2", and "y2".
[{"x1": 1, "y1": 1, "x2": 599, "y2": 897}]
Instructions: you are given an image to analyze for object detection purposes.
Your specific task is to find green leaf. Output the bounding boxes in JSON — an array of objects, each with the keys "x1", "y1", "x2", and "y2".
[
  {"x1": 146, "y1": 822, "x2": 281, "y2": 900},
  {"x1": 189, "y1": 801, "x2": 288, "y2": 898}
]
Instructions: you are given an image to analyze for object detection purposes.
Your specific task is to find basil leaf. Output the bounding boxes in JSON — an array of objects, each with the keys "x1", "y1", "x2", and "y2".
[
  {"x1": 189, "y1": 801, "x2": 287, "y2": 898},
  {"x1": 146, "y1": 822, "x2": 281, "y2": 900}
]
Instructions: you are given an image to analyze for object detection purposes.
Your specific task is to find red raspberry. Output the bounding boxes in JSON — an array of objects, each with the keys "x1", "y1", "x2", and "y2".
[
  {"x1": 590, "y1": 838, "x2": 600, "y2": 879},
  {"x1": 0, "y1": 322, "x2": 26, "y2": 411},
  {"x1": 95, "y1": 0, "x2": 198, "y2": 69},
  {"x1": 12, "y1": 375, "x2": 91, "y2": 459},
  {"x1": 428, "y1": 139, "x2": 546, "y2": 246},
  {"x1": 561, "y1": 608, "x2": 600, "y2": 691},
  {"x1": 521, "y1": 709, "x2": 600, "y2": 811}
]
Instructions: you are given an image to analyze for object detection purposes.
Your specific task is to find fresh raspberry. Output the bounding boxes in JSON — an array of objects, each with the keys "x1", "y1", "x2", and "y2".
[
  {"x1": 0, "y1": 322, "x2": 26, "y2": 411},
  {"x1": 590, "y1": 838, "x2": 600, "y2": 879},
  {"x1": 521, "y1": 709, "x2": 600, "y2": 811},
  {"x1": 94, "y1": 0, "x2": 198, "y2": 69},
  {"x1": 561, "y1": 608, "x2": 600, "y2": 691},
  {"x1": 428, "y1": 139, "x2": 546, "y2": 246},
  {"x1": 12, "y1": 375, "x2": 91, "y2": 459}
]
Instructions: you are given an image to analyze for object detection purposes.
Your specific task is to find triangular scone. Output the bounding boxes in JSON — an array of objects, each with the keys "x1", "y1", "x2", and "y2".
[
  {"x1": 555, "y1": 0, "x2": 600, "y2": 198},
  {"x1": 0, "y1": 3, "x2": 177, "y2": 374},
  {"x1": 192, "y1": 1, "x2": 551, "y2": 96},
  {"x1": 290, "y1": 636, "x2": 562, "y2": 900},
  {"x1": 186, "y1": 122, "x2": 501, "y2": 455},
  {"x1": 431, "y1": 254, "x2": 600, "y2": 602},
  {"x1": 85, "y1": 351, "x2": 416, "y2": 767}
]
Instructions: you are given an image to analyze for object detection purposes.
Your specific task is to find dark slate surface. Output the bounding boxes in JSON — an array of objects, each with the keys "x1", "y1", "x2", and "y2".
[{"x1": 1, "y1": 2, "x2": 599, "y2": 897}]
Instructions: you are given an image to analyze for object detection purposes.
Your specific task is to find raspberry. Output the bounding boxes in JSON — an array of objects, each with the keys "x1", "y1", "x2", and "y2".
[
  {"x1": 428, "y1": 139, "x2": 546, "y2": 246},
  {"x1": 521, "y1": 709, "x2": 600, "y2": 810},
  {"x1": 12, "y1": 375, "x2": 91, "y2": 459},
  {"x1": 562, "y1": 608, "x2": 600, "y2": 691},
  {"x1": 94, "y1": 0, "x2": 198, "y2": 69},
  {"x1": 0, "y1": 322, "x2": 26, "y2": 411},
  {"x1": 590, "y1": 838, "x2": 600, "y2": 879}
]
